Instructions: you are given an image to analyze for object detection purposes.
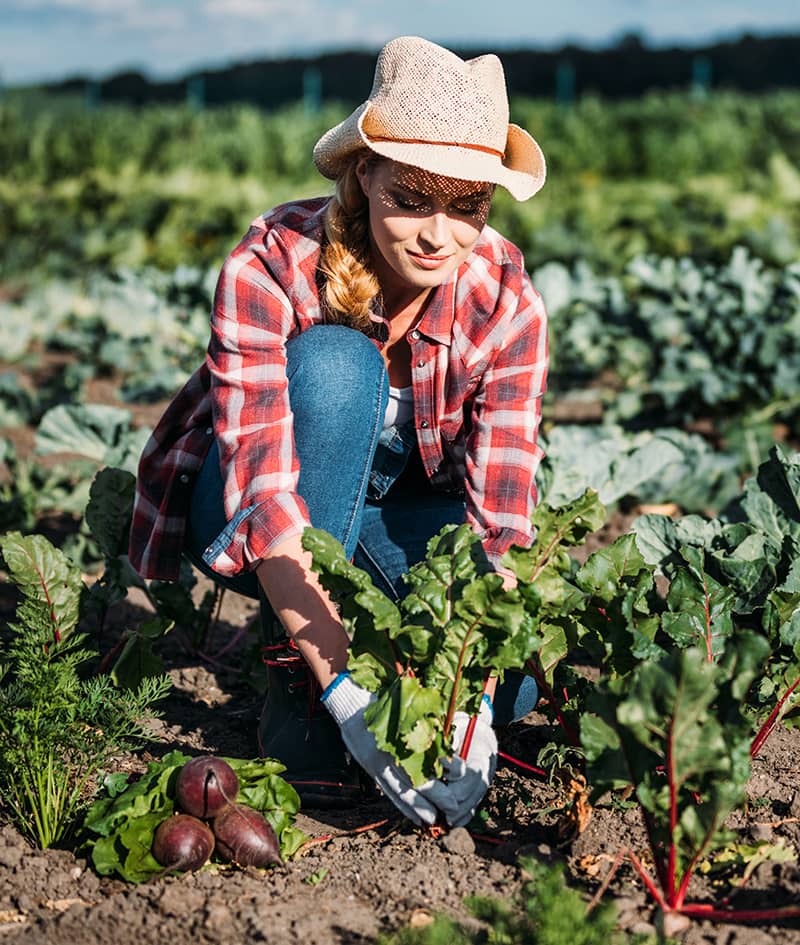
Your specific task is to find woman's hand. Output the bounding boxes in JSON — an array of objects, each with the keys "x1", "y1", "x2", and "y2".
[
  {"x1": 499, "y1": 570, "x2": 517, "y2": 592},
  {"x1": 438, "y1": 698, "x2": 498, "y2": 827},
  {"x1": 322, "y1": 674, "x2": 461, "y2": 825}
]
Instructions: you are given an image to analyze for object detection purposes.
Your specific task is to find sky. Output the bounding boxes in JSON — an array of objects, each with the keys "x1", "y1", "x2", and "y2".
[{"x1": 2, "y1": 0, "x2": 799, "y2": 86}]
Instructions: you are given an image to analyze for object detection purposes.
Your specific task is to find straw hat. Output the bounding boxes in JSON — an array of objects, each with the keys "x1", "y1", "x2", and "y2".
[{"x1": 313, "y1": 36, "x2": 546, "y2": 201}]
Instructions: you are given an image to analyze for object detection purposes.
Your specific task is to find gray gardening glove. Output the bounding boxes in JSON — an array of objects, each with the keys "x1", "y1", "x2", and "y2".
[
  {"x1": 438, "y1": 696, "x2": 498, "y2": 827},
  {"x1": 322, "y1": 674, "x2": 458, "y2": 826}
]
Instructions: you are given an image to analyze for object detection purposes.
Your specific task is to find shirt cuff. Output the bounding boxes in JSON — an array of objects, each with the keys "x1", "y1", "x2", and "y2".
[{"x1": 202, "y1": 491, "x2": 311, "y2": 577}]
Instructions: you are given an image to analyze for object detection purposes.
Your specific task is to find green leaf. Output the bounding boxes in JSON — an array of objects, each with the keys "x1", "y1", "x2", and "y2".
[
  {"x1": 577, "y1": 534, "x2": 649, "y2": 602},
  {"x1": 579, "y1": 712, "x2": 630, "y2": 788},
  {"x1": 662, "y1": 550, "x2": 735, "y2": 658},
  {"x1": 584, "y1": 636, "x2": 769, "y2": 897},
  {"x1": 0, "y1": 531, "x2": 84, "y2": 649},
  {"x1": 84, "y1": 467, "x2": 137, "y2": 559},
  {"x1": 365, "y1": 675, "x2": 445, "y2": 785},
  {"x1": 83, "y1": 751, "x2": 187, "y2": 838},
  {"x1": 35, "y1": 404, "x2": 150, "y2": 472},
  {"x1": 503, "y1": 490, "x2": 606, "y2": 584},
  {"x1": 303, "y1": 527, "x2": 401, "y2": 655},
  {"x1": 741, "y1": 445, "x2": 800, "y2": 543},
  {"x1": 536, "y1": 619, "x2": 571, "y2": 682},
  {"x1": 574, "y1": 534, "x2": 658, "y2": 676},
  {"x1": 110, "y1": 618, "x2": 173, "y2": 688}
]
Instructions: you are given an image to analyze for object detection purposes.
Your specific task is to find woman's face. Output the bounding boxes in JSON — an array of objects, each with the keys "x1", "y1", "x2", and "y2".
[{"x1": 356, "y1": 157, "x2": 493, "y2": 304}]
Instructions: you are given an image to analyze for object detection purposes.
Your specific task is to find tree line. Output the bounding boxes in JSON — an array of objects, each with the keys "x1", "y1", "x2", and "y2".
[{"x1": 47, "y1": 32, "x2": 800, "y2": 108}]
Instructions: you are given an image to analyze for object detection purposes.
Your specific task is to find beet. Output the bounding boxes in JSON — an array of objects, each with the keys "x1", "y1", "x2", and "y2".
[
  {"x1": 176, "y1": 755, "x2": 239, "y2": 819},
  {"x1": 212, "y1": 803, "x2": 283, "y2": 867},
  {"x1": 152, "y1": 814, "x2": 214, "y2": 871}
]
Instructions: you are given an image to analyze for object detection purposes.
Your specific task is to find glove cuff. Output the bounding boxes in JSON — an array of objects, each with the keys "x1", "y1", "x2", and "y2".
[{"x1": 321, "y1": 673, "x2": 371, "y2": 725}]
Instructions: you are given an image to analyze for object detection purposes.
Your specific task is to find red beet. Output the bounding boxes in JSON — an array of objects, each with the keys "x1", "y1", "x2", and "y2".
[
  {"x1": 212, "y1": 803, "x2": 282, "y2": 867},
  {"x1": 152, "y1": 814, "x2": 214, "y2": 871},
  {"x1": 176, "y1": 755, "x2": 239, "y2": 819}
]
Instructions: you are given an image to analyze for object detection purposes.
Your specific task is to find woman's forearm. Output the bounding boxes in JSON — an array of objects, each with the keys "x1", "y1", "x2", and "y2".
[{"x1": 255, "y1": 533, "x2": 350, "y2": 690}]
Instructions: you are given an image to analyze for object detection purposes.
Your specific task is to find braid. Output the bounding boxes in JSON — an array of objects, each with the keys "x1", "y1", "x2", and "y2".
[{"x1": 319, "y1": 152, "x2": 381, "y2": 331}]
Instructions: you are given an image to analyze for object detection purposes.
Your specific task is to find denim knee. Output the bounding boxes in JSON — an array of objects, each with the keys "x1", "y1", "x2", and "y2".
[
  {"x1": 493, "y1": 672, "x2": 539, "y2": 725},
  {"x1": 286, "y1": 325, "x2": 387, "y2": 418}
]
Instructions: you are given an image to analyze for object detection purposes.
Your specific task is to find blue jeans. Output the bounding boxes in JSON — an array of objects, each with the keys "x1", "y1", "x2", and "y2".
[{"x1": 185, "y1": 325, "x2": 537, "y2": 724}]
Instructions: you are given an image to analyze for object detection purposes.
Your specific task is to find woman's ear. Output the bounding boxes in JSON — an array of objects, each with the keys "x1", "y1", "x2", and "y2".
[{"x1": 355, "y1": 156, "x2": 372, "y2": 197}]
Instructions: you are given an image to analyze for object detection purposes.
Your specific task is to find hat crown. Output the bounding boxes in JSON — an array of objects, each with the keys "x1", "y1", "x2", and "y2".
[
  {"x1": 312, "y1": 36, "x2": 546, "y2": 201},
  {"x1": 363, "y1": 36, "x2": 509, "y2": 152}
]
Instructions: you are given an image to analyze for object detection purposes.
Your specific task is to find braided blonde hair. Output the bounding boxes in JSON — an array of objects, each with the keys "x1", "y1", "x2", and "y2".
[{"x1": 319, "y1": 151, "x2": 382, "y2": 332}]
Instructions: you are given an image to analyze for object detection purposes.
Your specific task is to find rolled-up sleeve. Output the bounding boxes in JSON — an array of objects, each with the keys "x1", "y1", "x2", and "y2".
[{"x1": 204, "y1": 230, "x2": 312, "y2": 576}]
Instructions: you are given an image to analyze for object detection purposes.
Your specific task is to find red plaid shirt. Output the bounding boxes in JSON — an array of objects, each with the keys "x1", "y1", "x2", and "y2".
[{"x1": 129, "y1": 197, "x2": 548, "y2": 581}]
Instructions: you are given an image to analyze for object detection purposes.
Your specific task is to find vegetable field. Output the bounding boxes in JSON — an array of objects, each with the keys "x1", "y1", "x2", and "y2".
[{"x1": 1, "y1": 90, "x2": 800, "y2": 945}]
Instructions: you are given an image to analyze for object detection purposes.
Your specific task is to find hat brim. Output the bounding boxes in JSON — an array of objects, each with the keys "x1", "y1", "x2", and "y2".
[{"x1": 313, "y1": 103, "x2": 546, "y2": 202}]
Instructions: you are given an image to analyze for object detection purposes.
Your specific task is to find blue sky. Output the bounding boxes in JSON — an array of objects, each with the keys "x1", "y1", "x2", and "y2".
[{"x1": 2, "y1": 0, "x2": 799, "y2": 86}]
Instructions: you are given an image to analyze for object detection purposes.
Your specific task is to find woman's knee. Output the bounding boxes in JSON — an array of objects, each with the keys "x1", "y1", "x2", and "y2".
[
  {"x1": 493, "y1": 672, "x2": 539, "y2": 725},
  {"x1": 286, "y1": 325, "x2": 387, "y2": 414}
]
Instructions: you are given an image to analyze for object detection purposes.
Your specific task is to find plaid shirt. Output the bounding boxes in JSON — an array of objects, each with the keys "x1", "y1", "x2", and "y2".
[{"x1": 129, "y1": 197, "x2": 548, "y2": 581}]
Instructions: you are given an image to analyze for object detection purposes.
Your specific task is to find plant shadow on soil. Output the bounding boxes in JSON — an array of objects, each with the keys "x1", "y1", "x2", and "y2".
[{"x1": 3, "y1": 570, "x2": 800, "y2": 944}]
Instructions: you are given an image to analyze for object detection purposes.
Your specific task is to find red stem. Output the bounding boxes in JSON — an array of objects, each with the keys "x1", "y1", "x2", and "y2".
[
  {"x1": 296, "y1": 818, "x2": 391, "y2": 854},
  {"x1": 197, "y1": 624, "x2": 251, "y2": 664},
  {"x1": 666, "y1": 719, "x2": 678, "y2": 906},
  {"x1": 570, "y1": 845, "x2": 800, "y2": 923},
  {"x1": 524, "y1": 658, "x2": 580, "y2": 747},
  {"x1": 680, "y1": 903, "x2": 800, "y2": 922},
  {"x1": 640, "y1": 806, "x2": 671, "y2": 896},
  {"x1": 751, "y1": 674, "x2": 800, "y2": 759},
  {"x1": 467, "y1": 832, "x2": 505, "y2": 846},
  {"x1": 97, "y1": 632, "x2": 128, "y2": 675},
  {"x1": 586, "y1": 847, "x2": 626, "y2": 915},
  {"x1": 459, "y1": 674, "x2": 491, "y2": 760},
  {"x1": 27, "y1": 544, "x2": 61, "y2": 646},
  {"x1": 497, "y1": 750, "x2": 547, "y2": 778},
  {"x1": 674, "y1": 839, "x2": 711, "y2": 909},
  {"x1": 627, "y1": 848, "x2": 668, "y2": 910}
]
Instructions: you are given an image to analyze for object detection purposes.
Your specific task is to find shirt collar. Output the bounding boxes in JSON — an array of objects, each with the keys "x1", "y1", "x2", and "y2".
[{"x1": 415, "y1": 274, "x2": 456, "y2": 345}]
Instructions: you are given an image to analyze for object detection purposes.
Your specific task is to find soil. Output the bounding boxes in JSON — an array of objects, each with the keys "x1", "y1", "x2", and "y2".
[{"x1": 2, "y1": 370, "x2": 800, "y2": 944}]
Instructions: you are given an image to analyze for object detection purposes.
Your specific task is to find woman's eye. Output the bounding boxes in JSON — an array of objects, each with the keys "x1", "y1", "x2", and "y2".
[
  {"x1": 452, "y1": 199, "x2": 488, "y2": 216},
  {"x1": 394, "y1": 195, "x2": 426, "y2": 211}
]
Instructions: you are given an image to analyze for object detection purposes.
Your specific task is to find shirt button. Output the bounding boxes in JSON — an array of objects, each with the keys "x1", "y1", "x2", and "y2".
[
  {"x1": 206, "y1": 426, "x2": 213, "y2": 435},
  {"x1": 179, "y1": 474, "x2": 190, "y2": 484},
  {"x1": 416, "y1": 361, "x2": 424, "y2": 369},
  {"x1": 410, "y1": 329, "x2": 420, "y2": 340},
  {"x1": 420, "y1": 420, "x2": 429, "y2": 429}
]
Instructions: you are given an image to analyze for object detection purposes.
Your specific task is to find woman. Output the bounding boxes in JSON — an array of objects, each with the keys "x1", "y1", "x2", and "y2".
[{"x1": 129, "y1": 36, "x2": 548, "y2": 828}]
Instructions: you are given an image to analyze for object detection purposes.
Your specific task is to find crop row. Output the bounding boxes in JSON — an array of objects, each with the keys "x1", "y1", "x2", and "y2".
[
  {"x1": 2, "y1": 91, "x2": 799, "y2": 278},
  {"x1": 4, "y1": 90, "x2": 799, "y2": 185},
  {"x1": 3, "y1": 248, "x2": 797, "y2": 451}
]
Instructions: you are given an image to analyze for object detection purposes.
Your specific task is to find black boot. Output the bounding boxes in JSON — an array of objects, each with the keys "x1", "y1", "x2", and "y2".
[{"x1": 257, "y1": 610, "x2": 365, "y2": 808}]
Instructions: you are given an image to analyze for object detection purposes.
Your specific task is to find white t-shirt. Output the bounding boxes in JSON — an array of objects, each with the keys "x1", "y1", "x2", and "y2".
[{"x1": 383, "y1": 385, "x2": 414, "y2": 431}]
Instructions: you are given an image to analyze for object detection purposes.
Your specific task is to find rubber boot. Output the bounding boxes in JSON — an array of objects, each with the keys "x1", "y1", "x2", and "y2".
[{"x1": 257, "y1": 603, "x2": 365, "y2": 808}]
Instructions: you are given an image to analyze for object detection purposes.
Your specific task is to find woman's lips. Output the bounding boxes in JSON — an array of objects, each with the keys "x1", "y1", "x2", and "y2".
[{"x1": 408, "y1": 251, "x2": 453, "y2": 270}]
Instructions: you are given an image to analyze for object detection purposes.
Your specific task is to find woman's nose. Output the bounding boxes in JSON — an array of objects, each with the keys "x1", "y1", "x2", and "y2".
[{"x1": 419, "y1": 212, "x2": 449, "y2": 250}]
